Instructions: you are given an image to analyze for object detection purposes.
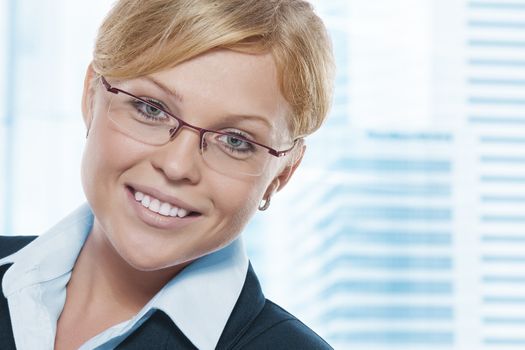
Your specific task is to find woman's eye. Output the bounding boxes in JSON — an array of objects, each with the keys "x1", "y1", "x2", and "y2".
[
  {"x1": 226, "y1": 135, "x2": 244, "y2": 147},
  {"x1": 218, "y1": 132, "x2": 256, "y2": 152},
  {"x1": 144, "y1": 104, "x2": 163, "y2": 118},
  {"x1": 132, "y1": 99, "x2": 169, "y2": 121}
]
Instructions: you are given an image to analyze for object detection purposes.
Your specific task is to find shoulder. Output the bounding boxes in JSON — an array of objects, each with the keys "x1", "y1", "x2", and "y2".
[
  {"x1": 216, "y1": 263, "x2": 333, "y2": 349},
  {"x1": 234, "y1": 299, "x2": 333, "y2": 350},
  {"x1": 0, "y1": 235, "x2": 37, "y2": 259}
]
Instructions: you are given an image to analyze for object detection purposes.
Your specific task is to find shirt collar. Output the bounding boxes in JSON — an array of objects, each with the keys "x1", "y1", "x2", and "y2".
[
  {"x1": 0, "y1": 204, "x2": 93, "y2": 295},
  {"x1": 155, "y1": 236, "x2": 248, "y2": 349},
  {"x1": 0, "y1": 203, "x2": 249, "y2": 350}
]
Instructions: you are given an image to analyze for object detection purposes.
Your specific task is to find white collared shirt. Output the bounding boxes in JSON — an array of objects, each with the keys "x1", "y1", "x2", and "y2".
[{"x1": 0, "y1": 203, "x2": 249, "y2": 350}]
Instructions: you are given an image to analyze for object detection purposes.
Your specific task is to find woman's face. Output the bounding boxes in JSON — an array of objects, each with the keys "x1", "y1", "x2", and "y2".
[{"x1": 81, "y1": 50, "x2": 302, "y2": 271}]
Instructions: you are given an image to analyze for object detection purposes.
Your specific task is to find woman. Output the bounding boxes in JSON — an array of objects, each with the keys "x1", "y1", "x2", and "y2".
[{"x1": 0, "y1": 0, "x2": 334, "y2": 349}]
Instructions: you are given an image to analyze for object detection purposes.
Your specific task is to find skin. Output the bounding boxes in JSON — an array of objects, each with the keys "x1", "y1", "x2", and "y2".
[{"x1": 54, "y1": 49, "x2": 305, "y2": 349}]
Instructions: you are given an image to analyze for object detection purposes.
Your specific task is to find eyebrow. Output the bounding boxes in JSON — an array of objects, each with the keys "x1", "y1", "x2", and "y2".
[
  {"x1": 139, "y1": 76, "x2": 184, "y2": 103},
  {"x1": 219, "y1": 113, "x2": 273, "y2": 131},
  {"x1": 139, "y1": 76, "x2": 273, "y2": 131}
]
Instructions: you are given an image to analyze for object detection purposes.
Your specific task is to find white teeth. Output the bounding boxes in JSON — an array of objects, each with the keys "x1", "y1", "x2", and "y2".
[
  {"x1": 141, "y1": 195, "x2": 151, "y2": 208},
  {"x1": 135, "y1": 191, "x2": 145, "y2": 201},
  {"x1": 159, "y1": 202, "x2": 171, "y2": 216},
  {"x1": 177, "y1": 208, "x2": 189, "y2": 218},
  {"x1": 133, "y1": 189, "x2": 194, "y2": 218},
  {"x1": 149, "y1": 199, "x2": 161, "y2": 213}
]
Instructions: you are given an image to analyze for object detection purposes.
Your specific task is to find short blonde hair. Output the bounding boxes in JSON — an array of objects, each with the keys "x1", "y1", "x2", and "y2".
[{"x1": 92, "y1": 0, "x2": 335, "y2": 138}]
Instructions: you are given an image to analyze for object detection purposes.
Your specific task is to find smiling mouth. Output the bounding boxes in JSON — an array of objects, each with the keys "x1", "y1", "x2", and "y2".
[{"x1": 126, "y1": 186, "x2": 201, "y2": 219}]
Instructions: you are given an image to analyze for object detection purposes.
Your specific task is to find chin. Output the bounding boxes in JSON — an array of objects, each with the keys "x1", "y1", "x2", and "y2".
[
  {"x1": 122, "y1": 251, "x2": 180, "y2": 272},
  {"x1": 116, "y1": 240, "x2": 196, "y2": 272}
]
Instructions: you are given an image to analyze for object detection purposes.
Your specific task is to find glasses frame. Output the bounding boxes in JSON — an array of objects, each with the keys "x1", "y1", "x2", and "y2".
[{"x1": 100, "y1": 76, "x2": 297, "y2": 158}]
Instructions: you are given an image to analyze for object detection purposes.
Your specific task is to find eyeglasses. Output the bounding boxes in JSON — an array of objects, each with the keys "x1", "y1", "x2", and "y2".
[{"x1": 100, "y1": 76, "x2": 297, "y2": 177}]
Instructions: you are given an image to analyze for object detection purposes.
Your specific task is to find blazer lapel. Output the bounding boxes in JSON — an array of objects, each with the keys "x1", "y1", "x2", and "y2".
[
  {"x1": 216, "y1": 263, "x2": 266, "y2": 349},
  {"x1": 0, "y1": 236, "x2": 37, "y2": 350},
  {"x1": 0, "y1": 264, "x2": 16, "y2": 350}
]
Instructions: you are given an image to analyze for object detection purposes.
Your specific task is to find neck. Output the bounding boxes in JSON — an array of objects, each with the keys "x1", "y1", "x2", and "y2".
[{"x1": 67, "y1": 221, "x2": 188, "y2": 315}]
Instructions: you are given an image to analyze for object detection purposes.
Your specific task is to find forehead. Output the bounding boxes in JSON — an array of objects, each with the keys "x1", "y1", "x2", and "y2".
[{"x1": 145, "y1": 50, "x2": 292, "y2": 141}]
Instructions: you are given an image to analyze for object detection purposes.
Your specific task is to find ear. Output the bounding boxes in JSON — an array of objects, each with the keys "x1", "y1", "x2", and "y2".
[
  {"x1": 263, "y1": 140, "x2": 306, "y2": 198},
  {"x1": 82, "y1": 63, "x2": 97, "y2": 131}
]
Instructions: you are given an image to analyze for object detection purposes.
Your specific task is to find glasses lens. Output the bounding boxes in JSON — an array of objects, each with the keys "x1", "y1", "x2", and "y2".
[
  {"x1": 201, "y1": 131, "x2": 271, "y2": 176},
  {"x1": 107, "y1": 91, "x2": 179, "y2": 145}
]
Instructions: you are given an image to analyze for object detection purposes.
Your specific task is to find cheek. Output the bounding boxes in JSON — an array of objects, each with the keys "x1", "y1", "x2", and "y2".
[
  {"x1": 229, "y1": 188, "x2": 260, "y2": 227},
  {"x1": 208, "y1": 176, "x2": 262, "y2": 238},
  {"x1": 80, "y1": 119, "x2": 144, "y2": 203}
]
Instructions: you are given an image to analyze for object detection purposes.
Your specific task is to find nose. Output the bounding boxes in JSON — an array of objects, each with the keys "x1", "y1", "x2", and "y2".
[{"x1": 150, "y1": 127, "x2": 202, "y2": 184}]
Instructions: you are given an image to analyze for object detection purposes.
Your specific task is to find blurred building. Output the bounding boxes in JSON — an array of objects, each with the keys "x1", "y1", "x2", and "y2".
[{"x1": 248, "y1": 1, "x2": 525, "y2": 349}]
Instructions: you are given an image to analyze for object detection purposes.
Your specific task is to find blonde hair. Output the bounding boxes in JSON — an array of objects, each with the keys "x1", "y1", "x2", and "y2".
[{"x1": 92, "y1": 0, "x2": 334, "y2": 138}]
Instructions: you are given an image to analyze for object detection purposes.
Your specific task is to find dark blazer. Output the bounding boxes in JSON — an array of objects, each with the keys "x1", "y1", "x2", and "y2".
[{"x1": 0, "y1": 236, "x2": 332, "y2": 349}]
